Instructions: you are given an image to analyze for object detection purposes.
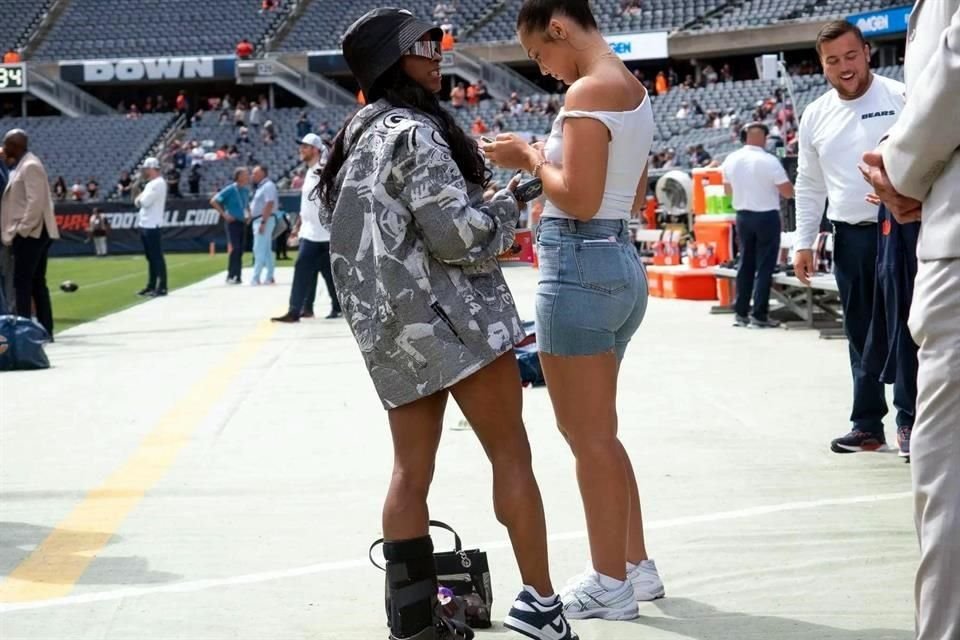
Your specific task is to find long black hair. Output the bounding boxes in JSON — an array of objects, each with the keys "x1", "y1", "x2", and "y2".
[{"x1": 316, "y1": 61, "x2": 490, "y2": 210}]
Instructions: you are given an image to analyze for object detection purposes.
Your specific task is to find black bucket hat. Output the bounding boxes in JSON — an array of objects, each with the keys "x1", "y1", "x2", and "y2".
[{"x1": 342, "y1": 8, "x2": 443, "y2": 97}]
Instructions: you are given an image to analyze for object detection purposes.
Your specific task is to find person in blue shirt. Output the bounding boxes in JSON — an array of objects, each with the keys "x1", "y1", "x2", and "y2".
[
  {"x1": 210, "y1": 167, "x2": 251, "y2": 284},
  {"x1": 249, "y1": 165, "x2": 279, "y2": 285}
]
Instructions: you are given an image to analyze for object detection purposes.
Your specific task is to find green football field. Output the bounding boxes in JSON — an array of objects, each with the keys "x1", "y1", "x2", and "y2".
[{"x1": 47, "y1": 253, "x2": 232, "y2": 333}]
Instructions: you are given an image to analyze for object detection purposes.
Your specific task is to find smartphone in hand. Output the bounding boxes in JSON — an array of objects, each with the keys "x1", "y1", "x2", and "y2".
[{"x1": 514, "y1": 177, "x2": 543, "y2": 203}]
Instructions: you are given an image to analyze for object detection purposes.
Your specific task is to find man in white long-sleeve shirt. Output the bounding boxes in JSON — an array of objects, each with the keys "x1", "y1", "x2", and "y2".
[
  {"x1": 134, "y1": 157, "x2": 168, "y2": 297},
  {"x1": 793, "y1": 20, "x2": 912, "y2": 456}
]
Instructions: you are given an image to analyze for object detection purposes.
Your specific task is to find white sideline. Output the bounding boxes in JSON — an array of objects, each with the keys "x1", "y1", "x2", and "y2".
[{"x1": 0, "y1": 491, "x2": 911, "y2": 614}]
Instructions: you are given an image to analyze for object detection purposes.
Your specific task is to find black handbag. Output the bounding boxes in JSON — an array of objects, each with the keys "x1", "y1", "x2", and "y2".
[{"x1": 369, "y1": 520, "x2": 493, "y2": 629}]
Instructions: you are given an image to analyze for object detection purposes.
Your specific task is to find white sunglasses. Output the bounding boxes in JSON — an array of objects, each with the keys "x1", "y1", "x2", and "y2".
[{"x1": 405, "y1": 40, "x2": 442, "y2": 59}]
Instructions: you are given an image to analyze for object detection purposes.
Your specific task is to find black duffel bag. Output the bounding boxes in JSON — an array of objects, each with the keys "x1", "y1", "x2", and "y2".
[{"x1": 370, "y1": 520, "x2": 493, "y2": 629}]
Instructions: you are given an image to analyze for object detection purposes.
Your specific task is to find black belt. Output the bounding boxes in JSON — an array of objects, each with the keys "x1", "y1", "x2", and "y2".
[{"x1": 833, "y1": 220, "x2": 876, "y2": 228}]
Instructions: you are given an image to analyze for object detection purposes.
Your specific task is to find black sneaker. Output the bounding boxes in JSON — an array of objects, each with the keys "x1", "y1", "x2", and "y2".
[
  {"x1": 270, "y1": 313, "x2": 300, "y2": 323},
  {"x1": 750, "y1": 317, "x2": 781, "y2": 329},
  {"x1": 505, "y1": 589, "x2": 578, "y2": 640},
  {"x1": 151, "y1": 289, "x2": 168, "y2": 297},
  {"x1": 897, "y1": 426, "x2": 912, "y2": 460},
  {"x1": 732, "y1": 315, "x2": 749, "y2": 327},
  {"x1": 137, "y1": 287, "x2": 155, "y2": 297},
  {"x1": 300, "y1": 311, "x2": 315, "y2": 319},
  {"x1": 325, "y1": 309, "x2": 342, "y2": 319},
  {"x1": 830, "y1": 430, "x2": 887, "y2": 454}
]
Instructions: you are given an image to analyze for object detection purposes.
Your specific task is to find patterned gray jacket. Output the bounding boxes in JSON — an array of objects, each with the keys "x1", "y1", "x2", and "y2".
[{"x1": 323, "y1": 101, "x2": 526, "y2": 409}]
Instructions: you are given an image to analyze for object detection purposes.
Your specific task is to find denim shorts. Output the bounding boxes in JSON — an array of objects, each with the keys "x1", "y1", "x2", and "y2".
[{"x1": 535, "y1": 217, "x2": 648, "y2": 360}]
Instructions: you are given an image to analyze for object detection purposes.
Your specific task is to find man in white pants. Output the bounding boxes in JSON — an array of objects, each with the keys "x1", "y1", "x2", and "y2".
[{"x1": 860, "y1": 2, "x2": 960, "y2": 638}]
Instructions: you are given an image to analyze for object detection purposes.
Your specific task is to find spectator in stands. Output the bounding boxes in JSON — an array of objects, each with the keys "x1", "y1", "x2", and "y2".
[
  {"x1": 235, "y1": 102, "x2": 248, "y2": 127},
  {"x1": 471, "y1": 116, "x2": 488, "y2": 136},
  {"x1": 210, "y1": 167, "x2": 250, "y2": 285},
  {"x1": 1, "y1": 129, "x2": 59, "y2": 336},
  {"x1": 237, "y1": 126, "x2": 251, "y2": 146},
  {"x1": 722, "y1": 122, "x2": 794, "y2": 328},
  {"x1": 655, "y1": 70, "x2": 668, "y2": 95},
  {"x1": 52, "y1": 176, "x2": 67, "y2": 201},
  {"x1": 720, "y1": 108, "x2": 735, "y2": 129},
  {"x1": 86, "y1": 178, "x2": 99, "y2": 201},
  {"x1": 249, "y1": 165, "x2": 278, "y2": 286},
  {"x1": 114, "y1": 170, "x2": 132, "y2": 200},
  {"x1": 3, "y1": 49, "x2": 21, "y2": 64},
  {"x1": 475, "y1": 80, "x2": 489, "y2": 102},
  {"x1": 794, "y1": 20, "x2": 911, "y2": 456},
  {"x1": 620, "y1": 0, "x2": 642, "y2": 16},
  {"x1": 173, "y1": 144, "x2": 188, "y2": 170},
  {"x1": 87, "y1": 208, "x2": 110, "y2": 257},
  {"x1": 702, "y1": 64, "x2": 718, "y2": 84},
  {"x1": 134, "y1": 158, "x2": 168, "y2": 297},
  {"x1": 262, "y1": 120, "x2": 277, "y2": 145},
  {"x1": 675, "y1": 101, "x2": 689, "y2": 119},
  {"x1": 260, "y1": 0, "x2": 277, "y2": 12},
  {"x1": 236, "y1": 38, "x2": 254, "y2": 59},
  {"x1": 165, "y1": 166, "x2": 182, "y2": 198},
  {"x1": 544, "y1": 97, "x2": 558, "y2": 115},
  {"x1": 143, "y1": 96, "x2": 154, "y2": 113},
  {"x1": 441, "y1": 26, "x2": 455, "y2": 51},
  {"x1": 175, "y1": 90, "x2": 188, "y2": 115},
  {"x1": 466, "y1": 82, "x2": 479, "y2": 108},
  {"x1": 188, "y1": 165, "x2": 202, "y2": 195},
  {"x1": 296, "y1": 112, "x2": 312, "y2": 140},
  {"x1": 249, "y1": 102, "x2": 262, "y2": 128},
  {"x1": 127, "y1": 104, "x2": 141, "y2": 120},
  {"x1": 450, "y1": 82, "x2": 466, "y2": 108},
  {"x1": 190, "y1": 141, "x2": 205, "y2": 166},
  {"x1": 228, "y1": 144, "x2": 240, "y2": 159},
  {"x1": 70, "y1": 181, "x2": 84, "y2": 201},
  {"x1": 693, "y1": 144, "x2": 712, "y2": 167},
  {"x1": 218, "y1": 110, "x2": 231, "y2": 125}
]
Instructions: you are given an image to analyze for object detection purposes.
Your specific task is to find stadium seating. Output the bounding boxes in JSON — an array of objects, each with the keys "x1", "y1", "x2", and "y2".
[
  {"x1": 278, "y1": 0, "x2": 494, "y2": 51},
  {"x1": 33, "y1": 0, "x2": 291, "y2": 60},
  {"x1": 686, "y1": 0, "x2": 905, "y2": 33},
  {"x1": 175, "y1": 106, "x2": 354, "y2": 196},
  {"x1": 464, "y1": 0, "x2": 732, "y2": 43},
  {"x1": 0, "y1": 113, "x2": 176, "y2": 198},
  {"x1": 0, "y1": 0, "x2": 52, "y2": 53}
]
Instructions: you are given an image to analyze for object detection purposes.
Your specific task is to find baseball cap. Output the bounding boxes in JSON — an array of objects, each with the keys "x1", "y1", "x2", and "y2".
[
  {"x1": 342, "y1": 8, "x2": 443, "y2": 97},
  {"x1": 299, "y1": 133, "x2": 325, "y2": 150},
  {"x1": 142, "y1": 157, "x2": 161, "y2": 169}
]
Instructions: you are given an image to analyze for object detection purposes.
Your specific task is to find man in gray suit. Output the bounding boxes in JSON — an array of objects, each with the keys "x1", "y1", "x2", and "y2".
[{"x1": 861, "y1": 2, "x2": 960, "y2": 638}]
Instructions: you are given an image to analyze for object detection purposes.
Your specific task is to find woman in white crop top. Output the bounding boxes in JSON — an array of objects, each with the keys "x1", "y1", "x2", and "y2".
[{"x1": 485, "y1": 0, "x2": 663, "y2": 624}]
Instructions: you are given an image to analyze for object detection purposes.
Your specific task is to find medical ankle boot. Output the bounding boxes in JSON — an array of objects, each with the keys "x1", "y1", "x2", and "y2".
[{"x1": 384, "y1": 536, "x2": 439, "y2": 639}]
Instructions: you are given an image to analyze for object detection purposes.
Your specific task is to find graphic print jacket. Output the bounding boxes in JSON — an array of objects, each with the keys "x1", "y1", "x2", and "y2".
[{"x1": 323, "y1": 101, "x2": 526, "y2": 409}]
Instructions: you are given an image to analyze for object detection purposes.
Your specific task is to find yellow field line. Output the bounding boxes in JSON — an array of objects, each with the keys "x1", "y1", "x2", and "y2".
[{"x1": 0, "y1": 320, "x2": 277, "y2": 602}]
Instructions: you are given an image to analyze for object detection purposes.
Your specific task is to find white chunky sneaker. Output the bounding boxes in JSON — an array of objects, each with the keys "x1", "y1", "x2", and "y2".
[
  {"x1": 560, "y1": 572, "x2": 639, "y2": 621},
  {"x1": 628, "y1": 559, "x2": 665, "y2": 601}
]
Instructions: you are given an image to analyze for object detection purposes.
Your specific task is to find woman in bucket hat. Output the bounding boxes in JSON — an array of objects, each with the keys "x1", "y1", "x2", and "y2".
[{"x1": 314, "y1": 8, "x2": 577, "y2": 640}]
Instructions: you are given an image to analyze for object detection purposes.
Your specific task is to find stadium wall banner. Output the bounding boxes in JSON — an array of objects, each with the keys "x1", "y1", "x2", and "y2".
[
  {"x1": 604, "y1": 32, "x2": 669, "y2": 61},
  {"x1": 59, "y1": 56, "x2": 236, "y2": 84},
  {"x1": 51, "y1": 199, "x2": 228, "y2": 256},
  {"x1": 847, "y1": 5, "x2": 912, "y2": 37}
]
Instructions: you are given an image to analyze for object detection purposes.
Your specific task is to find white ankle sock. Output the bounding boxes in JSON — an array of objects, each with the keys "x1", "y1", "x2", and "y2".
[
  {"x1": 523, "y1": 585, "x2": 558, "y2": 606},
  {"x1": 595, "y1": 572, "x2": 626, "y2": 590}
]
